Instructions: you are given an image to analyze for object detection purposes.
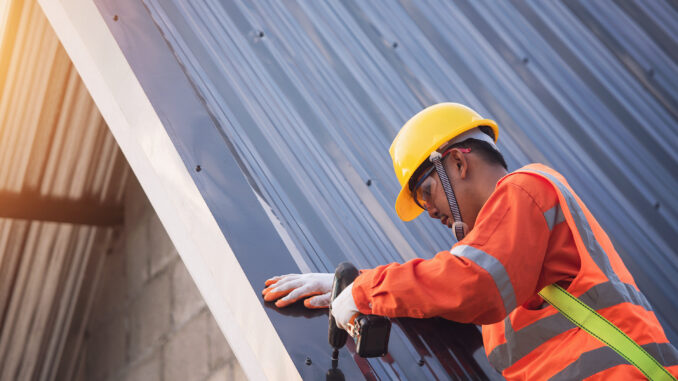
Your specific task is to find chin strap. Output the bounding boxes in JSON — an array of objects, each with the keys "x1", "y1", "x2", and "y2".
[{"x1": 429, "y1": 151, "x2": 466, "y2": 241}]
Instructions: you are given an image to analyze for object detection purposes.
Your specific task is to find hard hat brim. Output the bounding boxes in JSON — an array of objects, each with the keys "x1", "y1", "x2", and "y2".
[{"x1": 395, "y1": 184, "x2": 424, "y2": 221}]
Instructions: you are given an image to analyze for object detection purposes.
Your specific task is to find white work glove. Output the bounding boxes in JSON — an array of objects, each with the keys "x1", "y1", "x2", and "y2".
[
  {"x1": 330, "y1": 283, "x2": 360, "y2": 331},
  {"x1": 262, "y1": 273, "x2": 333, "y2": 308}
]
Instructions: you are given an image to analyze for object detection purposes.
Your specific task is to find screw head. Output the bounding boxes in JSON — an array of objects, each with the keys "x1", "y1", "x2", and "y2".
[
  {"x1": 113, "y1": 14, "x2": 119, "y2": 21},
  {"x1": 305, "y1": 356, "x2": 312, "y2": 365},
  {"x1": 195, "y1": 165, "x2": 202, "y2": 172},
  {"x1": 366, "y1": 179, "x2": 372, "y2": 186}
]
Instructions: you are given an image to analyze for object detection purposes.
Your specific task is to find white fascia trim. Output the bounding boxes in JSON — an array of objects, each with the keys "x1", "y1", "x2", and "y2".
[{"x1": 37, "y1": 1, "x2": 299, "y2": 380}]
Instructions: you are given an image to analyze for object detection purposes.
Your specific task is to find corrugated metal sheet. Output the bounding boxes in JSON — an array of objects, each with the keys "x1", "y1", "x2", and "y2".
[
  {"x1": 0, "y1": 0, "x2": 129, "y2": 379},
  {"x1": 141, "y1": 0, "x2": 678, "y2": 339},
  {"x1": 83, "y1": 0, "x2": 678, "y2": 378}
]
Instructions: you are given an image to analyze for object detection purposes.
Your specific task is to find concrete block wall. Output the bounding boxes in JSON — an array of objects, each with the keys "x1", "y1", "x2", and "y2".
[{"x1": 81, "y1": 176, "x2": 246, "y2": 381}]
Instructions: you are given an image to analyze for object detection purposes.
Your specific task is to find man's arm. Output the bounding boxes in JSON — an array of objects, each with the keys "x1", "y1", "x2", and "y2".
[{"x1": 351, "y1": 179, "x2": 555, "y2": 325}]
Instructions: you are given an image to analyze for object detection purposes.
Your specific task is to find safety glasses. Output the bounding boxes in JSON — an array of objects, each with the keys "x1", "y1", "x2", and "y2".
[{"x1": 411, "y1": 147, "x2": 470, "y2": 211}]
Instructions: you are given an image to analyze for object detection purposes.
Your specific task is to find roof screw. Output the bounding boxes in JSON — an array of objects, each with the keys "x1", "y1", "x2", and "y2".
[
  {"x1": 522, "y1": 56, "x2": 529, "y2": 64},
  {"x1": 252, "y1": 30, "x2": 265, "y2": 43},
  {"x1": 392, "y1": 41, "x2": 398, "y2": 48},
  {"x1": 195, "y1": 165, "x2": 202, "y2": 172},
  {"x1": 366, "y1": 179, "x2": 372, "y2": 186},
  {"x1": 305, "y1": 356, "x2": 312, "y2": 365},
  {"x1": 113, "y1": 14, "x2": 119, "y2": 21},
  {"x1": 417, "y1": 358, "x2": 425, "y2": 366},
  {"x1": 654, "y1": 201, "x2": 660, "y2": 210}
]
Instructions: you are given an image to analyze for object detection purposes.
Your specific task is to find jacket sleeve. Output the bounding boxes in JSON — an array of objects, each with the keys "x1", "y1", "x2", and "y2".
[{"x1": 351, "y1": 180, "x2": 553, "y2": 325}]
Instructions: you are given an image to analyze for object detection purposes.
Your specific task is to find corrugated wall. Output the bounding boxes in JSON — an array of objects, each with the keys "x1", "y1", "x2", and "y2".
[
  {"x1": 0, "y1": 0, "x2": 129, "y2": 379},
  {"x1": 140, "y1": 0, "x2": 678, "y2": 345}
]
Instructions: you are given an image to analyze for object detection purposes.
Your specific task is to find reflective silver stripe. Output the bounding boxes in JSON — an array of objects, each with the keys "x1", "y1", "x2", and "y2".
[
  {"x1": 451, "y1": 245, "x2": 517, "y2": 315},
  {"x1": 491, "y1": 312, "x2": 573, "y2": 372},
  {"x1": 543, "y1": 204, "x2": 565, "y2": 231},
  {"x1": 488, "y1": 281, "x2": 654, "y2": 371},
  {"x1": 550, "y1": 342, "x2": 678, "y2": 380},
  {"x1": 525, "y1": 169, "x2": 621, "y2": 283}
]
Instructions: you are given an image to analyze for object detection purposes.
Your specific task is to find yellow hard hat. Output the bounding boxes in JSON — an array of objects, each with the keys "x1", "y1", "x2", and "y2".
[{"x1": 389, "y1": 103, "x2": 499, "y2": 221}]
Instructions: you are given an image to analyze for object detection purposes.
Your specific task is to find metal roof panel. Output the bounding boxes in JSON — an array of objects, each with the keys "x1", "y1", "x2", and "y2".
[{"x1": 52, "y1": 0, "x2": 678, "y2": 378}]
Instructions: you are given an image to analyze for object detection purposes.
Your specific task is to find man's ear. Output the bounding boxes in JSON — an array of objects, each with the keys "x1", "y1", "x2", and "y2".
[{"x1": 448, "y1": 149, "x2": 469, "y2": 180}]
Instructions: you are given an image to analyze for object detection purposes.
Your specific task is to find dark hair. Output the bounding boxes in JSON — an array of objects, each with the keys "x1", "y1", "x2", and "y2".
[
  {"x1": 407, "y1": 126, "x2": 507, "y2": 191},
  {"x1": 448, "y1": 126, "x2": 507, "y2": 170}
]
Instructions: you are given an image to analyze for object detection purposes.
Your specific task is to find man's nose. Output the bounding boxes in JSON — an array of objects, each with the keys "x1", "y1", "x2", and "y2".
[{"x1": 427, "y1": 205, "x2": 440, "y2": 219}]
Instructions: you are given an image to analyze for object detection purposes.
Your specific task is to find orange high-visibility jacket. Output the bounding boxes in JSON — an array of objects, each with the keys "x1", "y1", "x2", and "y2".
[{"x1": 352, "y1": 163, "x2": 678, "y2": 379}]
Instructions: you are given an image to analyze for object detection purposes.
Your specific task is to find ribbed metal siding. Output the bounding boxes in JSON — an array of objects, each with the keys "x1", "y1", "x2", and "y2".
[{"x1": 0, "y1": 0, "x2": 128, "y2": 379}]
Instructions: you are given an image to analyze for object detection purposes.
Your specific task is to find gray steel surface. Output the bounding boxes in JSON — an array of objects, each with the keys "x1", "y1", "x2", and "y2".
[{"x1": 100, "y1": 0, "x2": 678, "y2": 378}]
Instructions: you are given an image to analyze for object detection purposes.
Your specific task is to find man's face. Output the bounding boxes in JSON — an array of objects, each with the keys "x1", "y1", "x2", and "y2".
[
  {"x1": 414, "y1": 171, "x2": 455, "y2": 228},
  {"x1": 412, "y1": 146, "x2": 481, "y2": 234},
  {"x1": 413, "y1": 147, "x2": 473, "y2": 229}
]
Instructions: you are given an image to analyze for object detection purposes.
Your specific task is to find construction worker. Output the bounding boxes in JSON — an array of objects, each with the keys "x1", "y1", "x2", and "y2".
[{"x1": 262, "y1": 103, "x2": 678, "y2": 379}]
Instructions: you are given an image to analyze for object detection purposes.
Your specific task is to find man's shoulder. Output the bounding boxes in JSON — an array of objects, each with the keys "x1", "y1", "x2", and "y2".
[
  {"x1": 497, "y1": 164, "x2": 560, "y2": 211},
  {"x1": 499, "y1": 164, "x2": 555, "y2": 190}
]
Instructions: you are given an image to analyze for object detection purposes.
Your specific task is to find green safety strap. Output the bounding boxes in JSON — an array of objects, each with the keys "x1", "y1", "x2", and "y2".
[{"x1": 539, "y1": 284, "x2": 677, "y2": 381}]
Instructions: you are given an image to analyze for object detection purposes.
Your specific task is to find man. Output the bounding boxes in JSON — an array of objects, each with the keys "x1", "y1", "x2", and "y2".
[{"x1": 262, "y1": 103, "x2": 678, "y2": 379}]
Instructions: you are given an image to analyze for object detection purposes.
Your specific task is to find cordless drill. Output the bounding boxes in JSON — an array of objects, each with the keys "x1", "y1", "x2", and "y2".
[{"x1": 328, "y1": 262, "x2": 391, "y2": 358}]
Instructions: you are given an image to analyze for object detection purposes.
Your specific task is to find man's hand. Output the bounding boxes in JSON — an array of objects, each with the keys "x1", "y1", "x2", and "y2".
[
  {"x1": 262, "y1": 273, "x2": 333, "y2": 308},
  {"x1": 331, "y1": 283, "x2": 360, "y2": 331}
]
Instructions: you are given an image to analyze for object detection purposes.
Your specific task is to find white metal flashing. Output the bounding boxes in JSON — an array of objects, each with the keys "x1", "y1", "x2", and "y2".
[{"x1": 37, "y1": 0, "x2": 300, "y2": 379}]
